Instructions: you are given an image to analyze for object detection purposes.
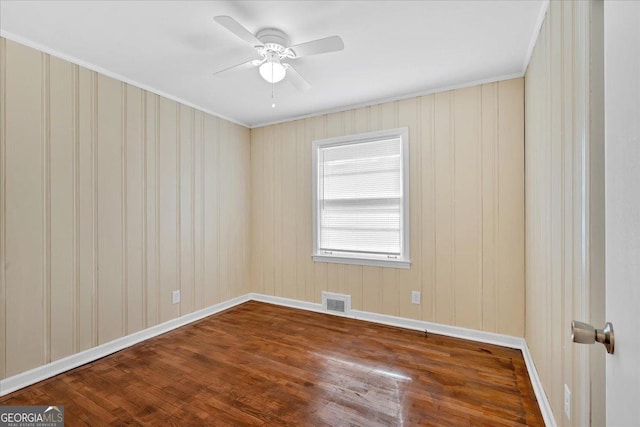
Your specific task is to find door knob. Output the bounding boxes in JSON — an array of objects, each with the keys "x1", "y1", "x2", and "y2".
[{"x1": 571, "y1": 320, "x2": 614, "y2": 354}]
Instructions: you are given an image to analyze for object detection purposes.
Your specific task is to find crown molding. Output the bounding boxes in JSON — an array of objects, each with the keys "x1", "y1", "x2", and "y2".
[
  {"x1": 2, "y1": 12, "x2": 540, "y2": 131},
  {"x1": 248, "y1": 71, "x2": 524, "y2": 128},
  {"x1": 0, "y1": 30, "x2": 251, "y2": 129},
  {"x1": 1, "y1": 29, "x2": 525, "y2": 131}
]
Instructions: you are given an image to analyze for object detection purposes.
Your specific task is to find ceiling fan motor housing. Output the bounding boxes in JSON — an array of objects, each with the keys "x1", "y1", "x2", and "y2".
[{"x1": 256, "y1": 28, "x2": 293, "y2": 57}]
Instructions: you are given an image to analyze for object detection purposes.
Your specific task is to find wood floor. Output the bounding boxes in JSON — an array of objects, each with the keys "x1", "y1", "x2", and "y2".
[{"x1": 0, "y1": 301, "x2": 544, "y2": 426}]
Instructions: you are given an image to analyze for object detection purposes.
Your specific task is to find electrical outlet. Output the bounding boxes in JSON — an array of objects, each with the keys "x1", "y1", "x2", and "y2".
[
  {"x1": 564, "y1": 384, "x2": 571, "y2": 420},
  {"x1": 411, "y1": 291, "x2": 421, "y2": 305},
  {"x1": 172, "y1": 290, "x2": 181, "y2": 305}
]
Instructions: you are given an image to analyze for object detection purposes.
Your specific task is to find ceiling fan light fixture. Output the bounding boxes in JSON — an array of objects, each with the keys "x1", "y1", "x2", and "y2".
[
  {"x1": 213, "y1": 16, "x2": 344, "y2": 92},
  {"x1": 259, "y1": 56, "x2": 286, "y2": 83}
]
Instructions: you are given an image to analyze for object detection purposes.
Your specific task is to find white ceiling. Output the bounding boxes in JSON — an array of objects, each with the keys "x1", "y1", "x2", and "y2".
[{"x1": 0, "y1": 1, "x2": 545, "y2": 128}]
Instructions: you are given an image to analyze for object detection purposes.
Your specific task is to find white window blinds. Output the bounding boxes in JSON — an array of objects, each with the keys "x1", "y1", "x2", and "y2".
[{"x1": 317, "y1": 137, "x2": 403, "y2": 256}]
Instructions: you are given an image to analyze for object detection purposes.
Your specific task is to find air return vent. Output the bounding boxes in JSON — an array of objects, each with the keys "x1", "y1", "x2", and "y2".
[{"x1": 322, "y1": 292, "x2": 352, "y2": 316}]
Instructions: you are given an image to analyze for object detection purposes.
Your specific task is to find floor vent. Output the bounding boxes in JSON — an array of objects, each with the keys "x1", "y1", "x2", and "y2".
[{"x1": 322, "y1": 292, "x2": 352, "y2": 316}]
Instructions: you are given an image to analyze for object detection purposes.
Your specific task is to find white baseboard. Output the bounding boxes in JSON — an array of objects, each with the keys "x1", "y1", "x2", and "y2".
[
  {"x1": 248, "y1": 293, "x2": 327, "y2": 314},
  {"x1": 250, "y1": 293, "x2": 522, "y2": 347},
  {"x1": 249, "y1": 292, "x2": 557, "y2": 427},
  {"x1": 352, "y1": 309, "x2": 525, "y2": 349},
  {"x1": 521, "y1": 341, "x2": 557, "y2": 427},
  {"x1": 0, "y1": 291, "x2": 557, "y2": 427},
  {"x1": 0, "y1": 294, "x2": 250, "y2": 397}
]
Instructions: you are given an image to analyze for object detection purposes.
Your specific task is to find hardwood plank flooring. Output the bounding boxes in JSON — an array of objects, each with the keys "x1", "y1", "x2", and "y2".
[{"x1": 0, "y1": 301, "x2": 544, "y2": 426}]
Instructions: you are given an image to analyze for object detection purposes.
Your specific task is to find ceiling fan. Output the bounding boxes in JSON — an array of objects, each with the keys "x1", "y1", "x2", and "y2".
[{"x1": 212, "y1": 16, "x2": 344, "y2": 92}]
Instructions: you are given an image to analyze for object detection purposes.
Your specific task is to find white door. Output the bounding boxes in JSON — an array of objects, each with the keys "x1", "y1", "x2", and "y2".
[{"x1": 604, "y1": 1, "x2": 640, "y2": 425}]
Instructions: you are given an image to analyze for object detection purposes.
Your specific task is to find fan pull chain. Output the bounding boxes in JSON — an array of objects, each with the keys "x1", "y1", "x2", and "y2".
[{"x1": 271, "y1": 61, "x2": 276, "y2": 108}]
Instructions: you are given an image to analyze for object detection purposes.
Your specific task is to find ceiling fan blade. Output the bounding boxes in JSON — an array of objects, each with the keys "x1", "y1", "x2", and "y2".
[
  {"x1": 284, "y1": 64, "x2": 312, "y2": 91},
  {"x1": 289, "y1": 35, "x2": 344, "y2": 58},
  {"x1": 213, "y1": 59, "x2": 258, "y2": 77},
  {"x1": 213, "y1": 16, "x2": 264, "y2": 48}
]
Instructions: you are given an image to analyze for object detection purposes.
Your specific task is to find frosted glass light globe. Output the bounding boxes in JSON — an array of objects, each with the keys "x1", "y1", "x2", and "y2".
[{"x1": 259, "y1": 59, "x2": 286, "y2": 83}]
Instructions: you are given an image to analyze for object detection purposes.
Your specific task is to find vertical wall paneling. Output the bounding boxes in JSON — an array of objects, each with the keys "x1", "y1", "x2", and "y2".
[
  {"x1": 524, "y1": 1, "x2": 596, "y2": 424},
  {"x1": 0, "y1": 37, "x2": 6, "y2": 380},
  {"x1": 218, "y1": 120, "x2": 230, "y2": 302},
  {"x1": 241, "y1": 125, "x2": 252, "y2": 296},
  {"x1": 96, "y1": 75, "x2": 124, "y2": 344},
  {"x1": 140, "y1": 90, "x2": 148, "y2": 329},
  {"x1": 237, "y1": 124, "x2": 250, "y2": 297},
  {"x1": 220, "y1": 122, "x2": 234, "y2": 301},
  {"x1": 300, "y1": 120, "x2": 318, "y2": 301},
  {"x1": 144, "y1": 93, "x2": 158, "y2": 328},
  {"x1": 227, "y1": 121, "x2": 237, "y2": 301},
  {"x1": 1, "y1": 37, "x2": 251, "y2": 380},
  {"x1": 280, "y1": 122, "x2": 297, "y2": 300},
  {"x1": 311, "y1": 116, "x2": 327, "y2": 303},
  {"x1": 419, "y1": 95, "x2": 436, "y2": 323},
  {"x1": 453, "y1": 86, "x2": 483, "y2": 329},
  {"x1": 288, "y1": 124, "x2": 299, "y2": 300},
  {"x1": 250, "y1": 127, "x2": 264, "y2": 296},
  {"x1": 223, "y1": 123, "x2": 232, "y2": 300},
  {"x1": 191, "y1": 111, "x2": 197, "y2": 307},
  {"x1": 2, "y1": 33, "x2": 524, "y2": 381},
  {"x1": 221, "y1": 122, "x2": 230, "y2": 301},
  {"x1": 77, "y1": 67, "x2": 94, "y2": 351},
  {"x1": 481, "y1": 83, "x2": 498, "y2": 332},
  {"x1": 263, "y1": 124, "x2": 275, "y2": 296},
  {"x1": 49, "y1": 56, "x2": 75, "y2": 361},
  {"x1": 433, "y1": 91, "x2": 454, "y2": 325},
  {"x1": 497, "y1": 80, "x2": 525, "y2": 337},
  {"x1": 273, "y1": 124, "x2": 283, "y2": 298},
  {"x1": 158, "y1": 98, "x2": 178, "y2": 323},
  {"x1": 193, "y1": 111, "x2": 204, "y2": 310},
  {"x1": 361, "y1": 267, "x2": 381, "y2": 314},
  {"x1": 4, "y1": 40, "x2": 46, "y2": 376},
  {"x1": 125, "y1": 85, "x2": 144, "y2": 334},
  {"x1": 179, "y1": 105, "x2": 194, "y2": 315},
  {"x1": 91, "y1": 72, "x2": 99, "y2": 347},
  {"x1": 548, "y1": 6, "x2": 564, "y2": 416},
  {"x1": 251, "y1": 79, "x2": 525, "y2": 336},
  {"x1": 238, "y1": 124, "x2": 251, "y2": 297},
  {"x1": 121, "y1": 84, "x2": 127, "y2": 338},
  {"x1": 203, "y1": 114, "x2": 220, "y2": 306},
  {"x1": 175, "y1": 104, "x2": 181, "y2": 314},
  {"x1": 398, "y1": 97, "x2": 421, "y2": 321},
  {"x1": 43, "y1": 53, "x2": 51, "y2": 367},
  {"x1": 72, "y1": 64, "x2": 80, "y2": 354}
]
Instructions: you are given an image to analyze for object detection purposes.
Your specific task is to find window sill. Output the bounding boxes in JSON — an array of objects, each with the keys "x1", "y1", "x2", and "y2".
[{"x1": 312, "y1": 254, "x2": 411, "y2": 269}]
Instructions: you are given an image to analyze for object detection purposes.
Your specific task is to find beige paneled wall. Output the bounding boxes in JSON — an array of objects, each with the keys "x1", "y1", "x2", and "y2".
[
  {"x1": 524, "y1": 1, "x2": 598, "y2": 426},
  {"x1": 251, "y1": 79, "x2": 524, "y2": 336},
  {"x1": 0, "y1": 38, "x2": 251, "y2": 379}
]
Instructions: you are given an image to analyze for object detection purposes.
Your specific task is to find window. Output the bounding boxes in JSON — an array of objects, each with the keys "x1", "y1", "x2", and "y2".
[{"x1": 312, "y1": 127, "x2": 410, "y2": 269}]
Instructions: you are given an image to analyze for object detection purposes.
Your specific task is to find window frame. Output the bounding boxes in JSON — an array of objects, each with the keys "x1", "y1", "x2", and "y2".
[{"x1": 311, "y1": 127, "x2": 411, "y2": 269}]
